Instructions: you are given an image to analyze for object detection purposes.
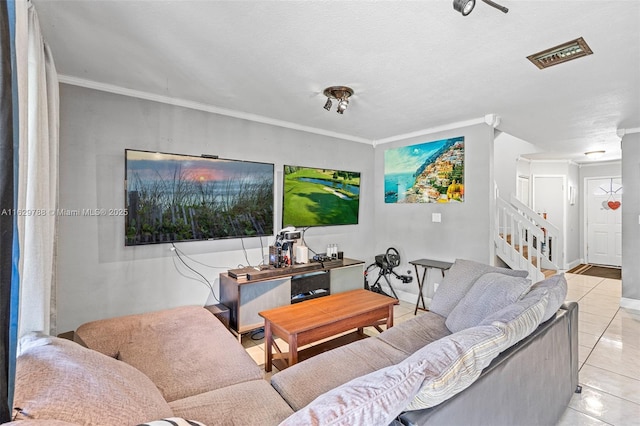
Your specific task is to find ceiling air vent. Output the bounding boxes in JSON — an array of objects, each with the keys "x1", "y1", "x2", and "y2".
[{"x1": 527, "y1": 37, "x2": 593, "y2": 70}]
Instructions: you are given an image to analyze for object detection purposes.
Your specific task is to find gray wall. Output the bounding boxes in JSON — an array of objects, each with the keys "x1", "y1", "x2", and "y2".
[
  {"x1": 56, "y1": 84, "x2": 376, "y2": 332},
  {"x1": 621, "y1": 133, "x2": 640, "y2": 305},
  {"x1": 373, "y1": 124, "x2": 495, "y2": 299},
  {"x1": 58, "y1": 84, "x2": 579, "y2": 332}
]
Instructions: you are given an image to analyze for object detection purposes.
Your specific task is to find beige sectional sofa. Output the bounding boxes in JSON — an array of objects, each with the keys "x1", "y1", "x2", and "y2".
[
  {"x1": 4, "y1": 259, "x2": 577, "y2": 426},
  {"x1": 7, "y1": 306, "x2": 294, "y2": 426}
]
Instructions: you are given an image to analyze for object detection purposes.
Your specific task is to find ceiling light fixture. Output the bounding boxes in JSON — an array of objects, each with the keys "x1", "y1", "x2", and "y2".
[
  {"x1": 584, "y1": 150, "x2": 605, "y2": 159},
  {"x1": 322, "y1": 86, "x2": 354, "y2": 114},
  {"x1": 453, "y1": 0, "x2": 508, "y2": 16},
  {"x1": 527, "y1": 37, "x2": 593, "y2": 70}
]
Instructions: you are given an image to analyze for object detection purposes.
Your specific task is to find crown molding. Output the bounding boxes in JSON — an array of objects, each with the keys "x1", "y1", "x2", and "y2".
[
  {"x1": 578, "y1": 159, "x2": 622, "y2": 168},
  {"x1": 57, "y1": 75, "x2": 372, "y2": 145},
  {"x1": 617, "y1": 127, "x2": 640, "y2": 138},
  {"x1": 372, "y1": 117, "x2": 489, "y2": 147}
]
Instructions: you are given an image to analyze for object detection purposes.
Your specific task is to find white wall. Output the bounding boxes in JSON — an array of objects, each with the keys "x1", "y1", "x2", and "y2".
[
  {"x1": 373, "y1": 124, "x2": 496, "y2": 300},
  {"x1": 494, "y1": 132, "x2": 541, "y2": 201},
  {"x1": 56, "y1": 84, "x2": 376, "y2": 332}
]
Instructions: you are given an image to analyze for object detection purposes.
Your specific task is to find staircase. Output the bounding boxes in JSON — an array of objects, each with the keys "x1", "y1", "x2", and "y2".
[{"x1": 495, "y1": 195, "x2": 561, "y2": 282}]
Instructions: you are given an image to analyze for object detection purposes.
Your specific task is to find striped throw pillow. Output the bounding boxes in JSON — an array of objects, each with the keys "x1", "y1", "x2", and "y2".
[
  {"x1": 405, "y1": 325, "x2": 509, "y2": 410},
  {"x1": 137, "y1": 418, "x2": 205, "y2": 426}
]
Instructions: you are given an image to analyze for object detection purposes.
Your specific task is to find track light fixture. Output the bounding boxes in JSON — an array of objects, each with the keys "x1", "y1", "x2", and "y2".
[
  {"x1": 453, "y1": 0, "x2": 475, "y2": 16},
  {"x1": 454, "y1": 0, "x2": 508, "y2": 16},
  {"x1": 322, "y1": 86, "x2": 354, "y2": 114}
]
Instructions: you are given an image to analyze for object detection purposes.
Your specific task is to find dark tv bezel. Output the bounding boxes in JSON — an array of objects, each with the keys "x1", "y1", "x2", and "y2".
[
  {"x1": 281, "y1": 164, "x2": 361, "y2": 229},
  {"x1": 125, "y1": 149, "x2": 275, "y2": 246}
]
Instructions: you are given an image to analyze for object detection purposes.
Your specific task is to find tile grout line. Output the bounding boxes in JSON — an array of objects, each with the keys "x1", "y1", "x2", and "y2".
[{"x1": 577, "y1": 279, "x2": 621, "y2": 371}]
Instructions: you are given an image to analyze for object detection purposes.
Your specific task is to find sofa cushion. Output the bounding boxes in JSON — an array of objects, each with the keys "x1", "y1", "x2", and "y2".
[
  {"x1": 169, "y1": 380, "x2": 293, "y2": 426},
  {"x1": 279, "y1": 357, "x2": 427, "y2": 426},
  {"x1": 404, "y1": 325, "x2": 509, "y2": 410},
  {"x1": 2, "y1": 421, "x2": 81, "y2": 426},
  {"x1": 480, "y1": 291, "x2": 549, "y2": 347},
  {"x1": 13, "y1": 333, "x2": 173, "y2": 425},
  {"x1": 429, "y1": 259, "x2": 529, "y2": 317},
  {"x1": 445, "y1": 272, "x2": 531, "y2": 333},
  {"x1": 271, "y1": 336, "x2": 407, "y2": 411},
  {"x1": 376, "y1": 311, "x2": 451, "y2": 355},
  {"x1": 527, "y1": 273, "x2": 567, "y2": 323},
  {"x1": 76, "y1": 305, "x2": 263, "y2": 402}
]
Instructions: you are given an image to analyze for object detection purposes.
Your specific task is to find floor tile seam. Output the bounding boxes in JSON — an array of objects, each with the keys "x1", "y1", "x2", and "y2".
[
  {"x1": 579, "y1": 306, "x2": 621, "y2": 368},
  {"x1": 579, "y1": 341, "x2": 598, "y2": 351},
  {"x1": 578, "y1": 310, "x2": 619, "y2": 321},
  {"x1": 577, "y1": 382, "x2": 640, "y2": 410},
  {"x1": 563, "y1": 406, "x2": 615, "y2": 426},
  {"x1": 582, "y1": 363, "x2": 640, "y2": 387}
]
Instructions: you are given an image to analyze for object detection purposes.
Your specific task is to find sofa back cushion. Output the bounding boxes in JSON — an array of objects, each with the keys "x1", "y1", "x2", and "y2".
[
  {"x1": 445, "y1": 272, "x2": 531, "y2": 333},
  {"x1": 405, "y1": 324, "x2": 509, "y2": 410},
  {"x1": 76, "y1": 305, "x2": 263, "y2": 402},
  {"x1": 429, "y1": 259, "x2": 529, "y2": 317},
  {"x1": 279, "y1": 355, "x2": 427, "y2": 426},
  {"x1": 480, "y1": 290, "x2": 549, "y2": 347},
  {"x1": 13, "y1": 333, "x2": 173, "y2": 425},
  {"x1": 527, "y1": 273, "x2": 567, "y2": 323}
]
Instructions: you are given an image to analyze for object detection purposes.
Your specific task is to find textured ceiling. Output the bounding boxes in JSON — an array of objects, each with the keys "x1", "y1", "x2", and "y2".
[{"x1": 33, "y1": 0, "x2": 640, "y2": 163}]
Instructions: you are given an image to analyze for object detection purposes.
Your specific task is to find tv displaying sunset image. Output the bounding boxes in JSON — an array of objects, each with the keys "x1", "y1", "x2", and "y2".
[{"x1": 125, "y1": 150, "x2": 273, "y2": 245}]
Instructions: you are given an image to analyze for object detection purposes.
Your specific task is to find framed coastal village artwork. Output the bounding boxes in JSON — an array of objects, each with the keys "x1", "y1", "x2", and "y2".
[{"x1": 384, "y1": 136, "x2": 464, "y2": 203}]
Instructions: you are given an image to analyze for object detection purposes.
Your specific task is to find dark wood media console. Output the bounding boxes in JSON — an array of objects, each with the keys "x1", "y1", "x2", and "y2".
[{"x1": 220, "y1": 258, "x2": 364, "y2": 339}]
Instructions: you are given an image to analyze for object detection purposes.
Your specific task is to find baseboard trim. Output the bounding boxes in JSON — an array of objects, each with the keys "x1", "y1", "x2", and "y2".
[
  {"x1": 378, "y1": 285, "x2": 426, "y2": 308},
  {"x1": 564, "y1": 259, "x2": 582, "y2": 271},
  {"x1": 620, "y1": 297, "x2": 640, "y2": 311}
]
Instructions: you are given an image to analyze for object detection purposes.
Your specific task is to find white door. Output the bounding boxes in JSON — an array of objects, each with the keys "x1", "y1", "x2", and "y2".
[
  {"x1": 586, "y1": 178, "x2": 622, "y2": 266},
  {"x1": 533, "y1": 176, "x2": 565, "y2": 267}
]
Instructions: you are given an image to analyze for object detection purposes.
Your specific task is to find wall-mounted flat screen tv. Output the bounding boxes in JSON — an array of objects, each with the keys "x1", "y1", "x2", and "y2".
[
  {"x1": 125, "y1": 149, "x2": 274, "y2": 245},
  {"x1": 282, "y1": 165, "x2": 360, "y2": 228}
]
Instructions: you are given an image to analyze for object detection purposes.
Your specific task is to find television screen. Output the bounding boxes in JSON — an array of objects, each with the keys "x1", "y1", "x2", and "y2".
[
  {"x1": 282, "y1": 165, "x2": 360, "y2": 228},
  {"x1": 125, "y1": 149, "x2": 274, "y2": 245}
]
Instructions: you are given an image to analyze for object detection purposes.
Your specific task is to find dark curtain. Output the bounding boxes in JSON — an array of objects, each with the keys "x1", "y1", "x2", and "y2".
[{"x1": 0, "y1": 0, "x2": 15, "y2": 421}]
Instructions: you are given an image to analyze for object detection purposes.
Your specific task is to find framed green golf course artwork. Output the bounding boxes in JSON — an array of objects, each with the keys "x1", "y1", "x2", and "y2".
[
  {"x1": 282, "y1": 165, "x2": 360, "y2": 227},
  {"x1": 384, "y1": 136, "x2": 464, "y2": 204}
]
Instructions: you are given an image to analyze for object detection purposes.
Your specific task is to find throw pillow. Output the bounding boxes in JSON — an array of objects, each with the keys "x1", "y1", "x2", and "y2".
[
  {"x1": 13, "y1": 333, "x2": 173, "y2": 425},
  {"x1": 445, "y1": 272, "x2": 531, "y2": 333},
  {"x1": 279, "y1": 358, "x2": 427, "y2": 426},
  {"x1": 137, "y1": 418, "x2": 205, "y2": 426},
  {"x1": 405, "y1": 325, "x2": 509, "y2": 410},
  {"x1": 527, "y1": 273, "x2": 567, "y2": 323},
  {"x1": 429, "y1": 259, "x2": 529, "y2": 317},
  {"x1": 480, "y1": 291, "x2": 549, "y2": 347}
]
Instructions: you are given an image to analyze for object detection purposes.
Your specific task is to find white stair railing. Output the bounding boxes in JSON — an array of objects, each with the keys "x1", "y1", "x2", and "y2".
[
  {"x1": 508, "y1": 194, "x2": 562, "y2": 269},
  {"x1": 495, "y1": 196, "x2": 560, "y2": 282}
]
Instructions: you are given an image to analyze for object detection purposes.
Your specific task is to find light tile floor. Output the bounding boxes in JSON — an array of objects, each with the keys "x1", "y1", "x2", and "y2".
[
  {"x1": 557, "y1": 273, "x2": 640, "y2": 426},
  {"x1": 242, "y1": 273, "x2": 640, "y2": 424}
]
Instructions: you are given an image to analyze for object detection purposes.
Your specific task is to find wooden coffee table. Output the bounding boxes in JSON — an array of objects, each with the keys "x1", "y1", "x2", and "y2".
[{"x1": 259, "y1": 289, "x2": 397, "y2": 372}]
